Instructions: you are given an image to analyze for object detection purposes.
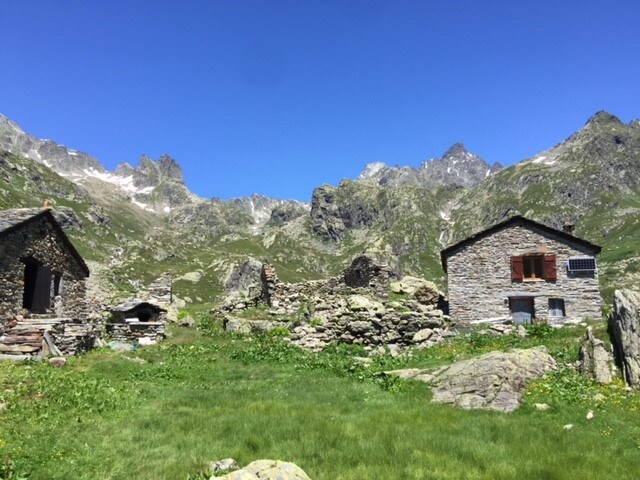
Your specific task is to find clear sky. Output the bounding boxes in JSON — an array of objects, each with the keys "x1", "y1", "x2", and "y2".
[{"x1": 1, "y1": 1, "x2": 639, "y2": 201}]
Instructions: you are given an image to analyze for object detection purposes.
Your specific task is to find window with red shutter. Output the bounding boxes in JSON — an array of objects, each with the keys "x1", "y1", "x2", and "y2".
[
  {"x1": 544, "y1": 254, "x2": 557, "y2": 281},
  {"x1": 511, "y1": 256, "x2": 524, "y2": 281}
]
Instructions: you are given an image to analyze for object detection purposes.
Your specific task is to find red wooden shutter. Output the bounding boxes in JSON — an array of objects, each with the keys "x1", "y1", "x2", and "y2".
[
  {"x1": 511, "y1": 256, "x2": 524, "y2": 281},
  {"x1": 544, "y1": 254, "x2": 557, "y2": 281}
]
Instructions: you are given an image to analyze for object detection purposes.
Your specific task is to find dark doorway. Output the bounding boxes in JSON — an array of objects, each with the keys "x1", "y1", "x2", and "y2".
[
  {"x1": 23, "y1": 261, "x2": 52, "y2": 312},
  {"x1": 509, "y1": 297, "x2": 535, "y2": 324}
]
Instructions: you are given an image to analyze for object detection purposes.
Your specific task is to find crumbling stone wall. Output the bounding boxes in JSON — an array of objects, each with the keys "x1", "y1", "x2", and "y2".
[
  {"x1": 0, "y1": 215, "x2": 87, "y2": 325},
  {"x1": 106, "y1": 322, "x2": 165, "y2": 343},
  {"x1": 343, "y1": 254, "x2": 394, "y2": 297},
  {"x1": 219, "y1": 256, "x2": 452, "y2": 351}
]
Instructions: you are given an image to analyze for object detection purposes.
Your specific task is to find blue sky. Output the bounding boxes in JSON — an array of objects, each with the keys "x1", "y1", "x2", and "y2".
[{"x1": 1, "y1": 1, "x2": 639, "y2": 201}]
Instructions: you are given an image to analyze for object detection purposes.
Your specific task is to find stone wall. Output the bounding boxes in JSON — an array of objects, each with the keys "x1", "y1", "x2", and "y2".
[
  {"x1": 445, "y1": 223, "x2": 602, "y2": 324},
  {"x1": 219, "y1": 256, "x2": 452, "y2": 351},
  {"x1": 0, "y1": 215, "x2": 88, "y2": 325},
  {"x1": 106, "y1": 322, "x2": 165, "y2": 343}
]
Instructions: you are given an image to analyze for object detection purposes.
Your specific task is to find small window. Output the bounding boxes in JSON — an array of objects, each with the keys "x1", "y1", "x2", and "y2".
[
  {"x1": 548, "y1": 298, "x2": 565, "y2": 317},
  {"x1": 53, "y1": 273, "x2": 63, "y2": 296}
]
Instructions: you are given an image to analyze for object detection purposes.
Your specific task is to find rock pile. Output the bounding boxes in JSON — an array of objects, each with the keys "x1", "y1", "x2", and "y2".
[{"x1": 217, "y1": 255, "x2": 453, "y2": 351}]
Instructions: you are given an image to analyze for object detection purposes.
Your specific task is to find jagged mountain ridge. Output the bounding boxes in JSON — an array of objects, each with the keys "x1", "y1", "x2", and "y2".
[
  {"x1": 358, "y1": 143, "x2": 503, "y2": 188},
  {"x1": 1, "y1": 110, "x2": 639, "y2": 305}
]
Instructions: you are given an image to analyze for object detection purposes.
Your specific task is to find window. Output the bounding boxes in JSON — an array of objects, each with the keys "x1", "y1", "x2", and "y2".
[
  {"x1": 53, "y1": 273, "x2": 63, "y2": 296},
  {"x1": 511, "y1": 254, "x2": 557, "y2": 282},
  {"x1": 548, "y1": 298, "x2": 565, "y2": 317},
  {"x1": 523, "y1": 255, "x2": 544, "y2": 279}
]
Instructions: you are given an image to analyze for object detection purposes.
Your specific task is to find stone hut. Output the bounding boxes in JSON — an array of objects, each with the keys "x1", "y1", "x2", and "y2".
[
  {"x1": 0, "y1": 208, "x2": 89, "y2": 324},
  {"x1": 441, "y1": 216, "x2": 602, "y2": 324},
  {"x1": 106, "y1": 300, "x2": 167, "y2": 344}
]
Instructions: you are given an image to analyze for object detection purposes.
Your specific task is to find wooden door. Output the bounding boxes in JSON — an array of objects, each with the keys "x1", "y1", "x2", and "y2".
[
  {"x1": 31, "y1": 266, "x2": 52, "y2": 312},
  {"x1": 510, "y1": 297, "x2": 534, "y2": 324}
]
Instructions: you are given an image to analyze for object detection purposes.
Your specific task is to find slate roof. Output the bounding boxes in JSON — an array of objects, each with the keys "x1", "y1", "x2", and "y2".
[
  {"x1": 111, "y1": 300, "x2": 167, "y2": 313},
  {"x1": 440, "y1": 215, "x2": 602, "y2": 272},
  {"x1": 0, "y1": 208, "x2": 90, "y2": 277}
]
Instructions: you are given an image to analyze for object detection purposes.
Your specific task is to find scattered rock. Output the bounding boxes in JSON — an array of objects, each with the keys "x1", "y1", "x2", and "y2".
[
  {"x1": 534, "y1": 403, "x2": 550, "y2": 411},
  {"x1": 563, "y1": 424, "x2": 574, "y2": 430},
  {"x1": 179, "y1": 316, "x2": 196, "y2": 328},
  {"x1": 610, "y1": 289, "x2": 640, "y2": 388},
  {"x1": 48, "y1": 356, "x2": 67, "y2": 368},
  {"x1": 413, "y1": 328, "x2": 433, "y2": 342},
  {"x1": 210, "y1": 458, "x2": 239, "y2": 474},
  {"x1": 586, "y1": 410, "x2": 594, "y2": 420}
]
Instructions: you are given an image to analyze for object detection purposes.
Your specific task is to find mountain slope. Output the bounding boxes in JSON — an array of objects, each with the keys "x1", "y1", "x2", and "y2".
[{"x1": 1, "y1": 111, "x2": 639, "y2": 306}]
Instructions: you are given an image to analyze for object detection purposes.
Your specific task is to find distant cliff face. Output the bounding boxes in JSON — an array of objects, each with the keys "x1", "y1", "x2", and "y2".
[
  {"x1": 0, "y1": 114, "x2": 105, "y2": 175},
  {"x1": 358, "y1": 143, "x2": 502, "y2": 189}
]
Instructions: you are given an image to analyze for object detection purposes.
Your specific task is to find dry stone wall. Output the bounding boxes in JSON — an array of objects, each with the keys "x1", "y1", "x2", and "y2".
[
  {"x1": 445, "y1": 223, "x2": 602, "y2": 324},
  {"x1": 218, "y1": 256, "x2": 453, "y2": 351}
]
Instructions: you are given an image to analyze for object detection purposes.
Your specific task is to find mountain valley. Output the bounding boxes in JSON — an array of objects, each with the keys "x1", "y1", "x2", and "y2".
[{"x1": 1, "y1": 111, "x2": 639, "y2": 306}]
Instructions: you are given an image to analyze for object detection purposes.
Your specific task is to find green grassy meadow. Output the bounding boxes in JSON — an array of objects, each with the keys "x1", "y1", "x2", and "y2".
[{"x1": 1, "y1": 319, "x2": 639, "y2": 480}]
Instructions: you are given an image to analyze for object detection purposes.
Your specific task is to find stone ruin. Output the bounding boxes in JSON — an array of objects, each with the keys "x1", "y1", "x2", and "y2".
[
  {"x1": 106, "y1": 300, "x2": 167, "y2": 345},
  {"x1": 217, "y1": 254, "x2": 455, "y2": 352}
]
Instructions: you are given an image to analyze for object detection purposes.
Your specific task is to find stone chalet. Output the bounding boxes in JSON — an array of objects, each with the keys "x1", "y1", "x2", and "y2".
[
  {"x1": 440, "y1": 216, "x2": 603, "y2": 325},
  {"x1": 0, "y1": 208, "x2": 89, "y2": 326}
]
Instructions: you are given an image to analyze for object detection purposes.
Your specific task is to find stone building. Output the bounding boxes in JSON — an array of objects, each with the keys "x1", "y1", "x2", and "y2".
[
  {"x1": 441, "y1": 216, "x2": 602, "y2": 324},
  {"x1": 0, "y1": 207, "x2": 89, "y2": 325}
]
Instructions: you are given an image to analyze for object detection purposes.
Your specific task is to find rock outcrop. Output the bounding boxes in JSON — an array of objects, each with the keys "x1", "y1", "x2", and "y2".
[
  {"x1": 386, "y1": 346, "x2": 557, "y2": 412},
  {"x1": 579, "y1": 326, "x2": 615, "y2": 383},
  {"x1": 210, "y1": 459, "x2": 311, "y2": 480},
  {"x1": 610, "y1": 289, "x2": 640, "y2": 387}
]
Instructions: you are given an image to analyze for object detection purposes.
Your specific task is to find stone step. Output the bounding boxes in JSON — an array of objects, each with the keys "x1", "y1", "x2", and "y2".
[
  {"x1": 1, "y1": 334, "x2": 43, "y2": 344},
  {"x1": 0, "y1": 343, "x2": 41, "y2": 353},
  {"x1": 0, "y1": 354, "x2": 38, "y2": 361},
  {"x1": 21, "y1": 318, "x2": 67, "y2": 324}
]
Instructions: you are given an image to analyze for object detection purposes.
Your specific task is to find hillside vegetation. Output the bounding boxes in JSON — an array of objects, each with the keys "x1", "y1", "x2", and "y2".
[
  {"x1": 1, "y1": 320, "x2": 639, "y2": 480},
  {"x1": 1, "y1": 111, "x2": 639, "y2": 306}
]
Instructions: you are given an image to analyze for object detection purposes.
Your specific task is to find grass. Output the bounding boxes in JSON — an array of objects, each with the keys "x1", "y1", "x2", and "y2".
[{"x1": 1, "y1": 319, "x2": 639, "y2": 479}]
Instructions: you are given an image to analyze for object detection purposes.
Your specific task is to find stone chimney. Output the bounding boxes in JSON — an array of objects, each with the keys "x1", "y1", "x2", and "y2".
[{"x1": 562, "y1": 223, "x2": 575, "y2": 235}]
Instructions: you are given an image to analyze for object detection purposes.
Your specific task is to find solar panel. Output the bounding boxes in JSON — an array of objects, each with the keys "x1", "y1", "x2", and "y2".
[{"x1": 567, "y1": 256, "x2": 596, "y2": 272}]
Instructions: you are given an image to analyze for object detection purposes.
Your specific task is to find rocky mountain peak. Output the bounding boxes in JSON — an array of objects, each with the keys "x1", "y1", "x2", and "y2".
[
  {"x1": 132, "y1": 154, "x2": 185, "y2": 187},
  {"x1": 442, "y1": 142, "x2": 469, "y2": 159},
  {"x1": 584, "y1": 111, "x2": 622, "y2": 128},
  {"x1": 158, "y1": 154, "x2": 184, "y2": 183}
]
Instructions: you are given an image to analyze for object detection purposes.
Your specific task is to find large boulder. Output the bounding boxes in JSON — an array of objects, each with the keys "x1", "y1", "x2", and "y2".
[
  {"x1": 225, "y1": 258, "x2": 264, "y2": 298},
  {"x1": 211, "y1": 460, "x2": 311, "y2": 480},
  {"x1": 346, "y1": 294, "x2": 384, "y2": 313},
  {"x1": 390, "y1": 276, "x2": 429, "y2": 295},
  {"x1": 579, "y1": 326, "x2": 615, "y2": 383},
  {"x1": 610, "y1": 289, "x2": 640, "y2": 387},
  {"x1": 386, "y1": 346, "x2": 557, "y2": 412}
]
